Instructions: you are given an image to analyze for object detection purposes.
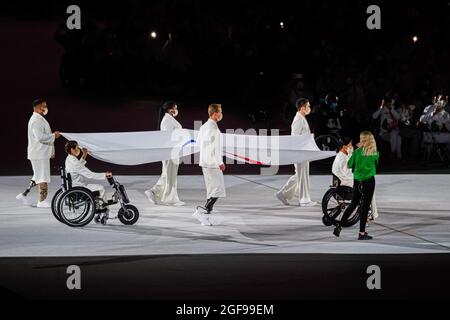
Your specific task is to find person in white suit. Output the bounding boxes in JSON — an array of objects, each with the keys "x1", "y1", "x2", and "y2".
[
  {"x1": 64, "y1": 140, "x2": 112, "y2": 199},
  {"x1": 331, "y1": 137, "x2": 378, "y2": 220},
  {"x1": 145, "y1": 101, "x2": 184, "y2": 206},
  {"x1": 276, "y1": 98, "x2": 317, "y2": 207},
  {"x1": 197, "y1": 103, "x2": 226, "y2": 215},
  {"x1": 16, "y1": 99, "x2": 61, "y2": 208}
]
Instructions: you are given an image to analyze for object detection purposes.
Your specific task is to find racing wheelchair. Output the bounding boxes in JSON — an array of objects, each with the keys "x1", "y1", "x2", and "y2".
[
  {"x1": 321, "y1": 175, "x2": 373, "y2": 227},
  {"x1": 51, "y1": 167, "x2": 139, "y2": 227}
]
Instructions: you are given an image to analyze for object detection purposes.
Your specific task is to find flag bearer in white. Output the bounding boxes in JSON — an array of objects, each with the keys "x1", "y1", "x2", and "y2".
[
  {"x1": 197, "y1": 104, "x2": 226, "y2": 215},
  {"x1": 16, "y1": 99, "x2": 61, "y2": 208},
  {"x1": 145, "y1": 101, "x2": 185, "y2": 206},
  {"x1": 276, "y1": 98, "x2": 317, "y2": 207},
  {"x1": 64, "y1": 140, "x2": 112, "y2": 199}
]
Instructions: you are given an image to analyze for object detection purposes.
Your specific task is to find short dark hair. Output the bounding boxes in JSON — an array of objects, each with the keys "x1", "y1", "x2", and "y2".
[
  {"x1": 65, "y1": 140, "x2": 78, "y2": 154},
  {"x1": 337, "y1": 137, "x2": 352, "y2": 152},
  {"x1": 296, "y1": 98, "x2": 309, "y2": 110},
  {"x1": 161, "y1": 100, "x2": 176, "y2": 112},
  {"x1": 32, "y1": 98, "x2": 46, "y2": 108}
]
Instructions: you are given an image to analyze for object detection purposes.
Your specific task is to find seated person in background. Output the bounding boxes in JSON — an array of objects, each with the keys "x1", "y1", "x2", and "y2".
[
  {"x1": 419, "y1": 92, "x2": 450, "y2": 145},
  {"x1": 332, "y1": 137, "x2": 378, "y2": 220},
  {"x1": 372, "y1": 91, "x2": 402, "y2": 160},
  {"x1": 64, "y1": 140, "x2": 112, "y2": 200}
]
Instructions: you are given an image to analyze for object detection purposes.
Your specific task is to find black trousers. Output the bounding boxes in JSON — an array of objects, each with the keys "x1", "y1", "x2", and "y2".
[{"x1": 340, "y1": 177, "x2": 375, "y2": 233}]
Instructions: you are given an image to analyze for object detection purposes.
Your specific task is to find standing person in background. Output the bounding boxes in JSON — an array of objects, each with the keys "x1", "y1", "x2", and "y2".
[
  {"x1": 276, "y1": 98, "x2": 317, "y2": 207},
  {"x1": 333, "y1": 131, "x2": 379, "y2": 240},
  {"x1": 372, "y1": 91, "x2": 402, "y2": 160},
  {"x1": 16, "y1": 99, "x2": 61, "y2": 208},
  {"x1": 145, "y1": 101, "x2": 185, "y2": 206}
]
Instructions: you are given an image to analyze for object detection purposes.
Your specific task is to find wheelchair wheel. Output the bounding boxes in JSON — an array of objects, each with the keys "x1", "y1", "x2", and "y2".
[
  {"x1": 315, "y1": 134, "x2": 341, "y2": 152},
  {"x1": 51, "y1": 188, "x2": 65, "y2": 224},
  {"x1": 118, "y1": 204, "x2": 139, "y2": 225},
  {"x1": 57, "y1": 187, "x2": 96, "y2": 227},
  {"x1": 322, "y1": 186, "x2": 360, "y2": 227}
]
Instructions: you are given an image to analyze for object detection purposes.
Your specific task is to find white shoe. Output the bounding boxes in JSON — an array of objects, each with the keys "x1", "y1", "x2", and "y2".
[
  {"x1": 16, "y1": 193, "x2": 32, "y2": 206},
  {"x1": 173, "y1": 201, "x2": 185, "y2": 207},
  {"x1": 275, "y1": 192, "x2": 289, "y2": 205},
  {"x1": 37, "y1": 200, "x2": 51, "y2": 208},
  {"x1": 299, "y1": 201, "x2": 317, "y2": 207},
  {"x1": 144, "y1": 190, "x2": 156, "y2": 204},
  {"x1": 192, "y1": 210, "x2": 212, "y2": 226}
]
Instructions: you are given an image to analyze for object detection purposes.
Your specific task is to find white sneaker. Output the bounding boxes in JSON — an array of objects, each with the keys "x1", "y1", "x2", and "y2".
[
  {"x1": 275, "y1": 192, "x2": 289, "y2": 205},
  {"x1": 173, "y1": 201, "x2": 185, "y2": 207},
  {"x1": 36, "y1": 200, "x2": 51, "y2": 208},
  {"x1": 299, "y1": 201, "x2": 317, "y2": 207},
  {"x1": 192, "y1": 210, "x2": 212, "y2": 226},
  {"x1": 16, "y1": 193, "x2": 32, "y2": 206},
  {"x1": 144, "y1": 190, "x2": 156, "y2": 204}
]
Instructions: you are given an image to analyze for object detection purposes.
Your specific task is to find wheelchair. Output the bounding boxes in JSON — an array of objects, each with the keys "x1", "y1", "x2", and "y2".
[
  {"x1": 51, "y1": 167, "x2": 139, "y2": 227},
  {"x1": 321, "y1": 175, "x2": 373, "y2": 227}
]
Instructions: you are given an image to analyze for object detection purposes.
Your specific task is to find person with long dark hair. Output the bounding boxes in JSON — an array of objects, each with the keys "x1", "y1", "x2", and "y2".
[
  {"x1": 145, "y1": 101, "x2": 184, "y2": 206},
  {"x1": 333, "y1": 131, "x2": 379, "y2": 240}
]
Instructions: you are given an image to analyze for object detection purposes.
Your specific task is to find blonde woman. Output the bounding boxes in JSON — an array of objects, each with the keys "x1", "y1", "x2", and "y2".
[{"x1": 333, "y1": 131, "x2": 379, "y2": 240}]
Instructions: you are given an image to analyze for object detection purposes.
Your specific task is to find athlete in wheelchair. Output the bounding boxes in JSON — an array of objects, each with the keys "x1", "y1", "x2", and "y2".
[
  {"x1": 51, "y1": 140, "x2": 139, "y2": 227},
  {"x1": 321, "y1": 137, "x2": 377, "y2": 228}
]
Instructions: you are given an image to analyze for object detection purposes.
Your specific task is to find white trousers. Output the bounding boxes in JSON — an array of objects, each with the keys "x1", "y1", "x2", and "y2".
[
  {"x1": 279, "y1": 162, "x2": 312, "y2": 203},
  {"x1": 86, "y1": 184, "x2": 106, "y2": 200},
  {"x1": 30, "y1": 159, "x2": 51, "y2": 184},
  {"x1": 202, "y1": 167, "x2": 226, "y2": 199},
  {"x1": 151, "y1": 160, "x2": 181, "y2": 204}
]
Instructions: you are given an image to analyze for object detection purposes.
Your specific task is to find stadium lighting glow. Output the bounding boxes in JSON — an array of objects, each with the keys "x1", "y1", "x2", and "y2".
[
  {"x1": 412, "y1": 35, "x2": 418, "y2": 43},
  {"x1": 150, "y1": 31, "x2": 157, "y2": 39}
]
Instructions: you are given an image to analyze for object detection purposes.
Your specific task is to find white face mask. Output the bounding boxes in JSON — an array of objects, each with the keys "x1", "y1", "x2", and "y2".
[
  {"x1": 42, "y1": 107, "x2": 48, "y2": 116},
  {"x1": 170, "y1": 109, "x2": 179, "y2": 117}
]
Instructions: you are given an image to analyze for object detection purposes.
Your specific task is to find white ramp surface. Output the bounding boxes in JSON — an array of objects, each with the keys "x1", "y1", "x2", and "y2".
[{"x1": 0, "y1": 175, "x2": 449, "y2": 256}]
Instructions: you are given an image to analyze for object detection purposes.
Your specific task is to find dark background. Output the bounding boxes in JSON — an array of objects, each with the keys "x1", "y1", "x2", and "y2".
[{"x1": 1, "y1": 0, "x2": 450, "y2": 175}]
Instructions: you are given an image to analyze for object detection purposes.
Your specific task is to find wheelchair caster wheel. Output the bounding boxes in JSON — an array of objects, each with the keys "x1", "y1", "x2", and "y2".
[
  {"x1": 94, "y1": 215, "x2": 101, "y2": 224},
  {"x1": 322, "y1": 215, "x2": 333, "y2": 226},
  {"x1": 100, "y1": 216, "x2": 108, "y2": 225}
]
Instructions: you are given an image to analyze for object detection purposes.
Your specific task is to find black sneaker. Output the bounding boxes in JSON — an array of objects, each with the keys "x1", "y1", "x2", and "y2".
[
  {"x1": 358, "y1": 233, "x2": 373, "y2": 240},
  {"x1": 333, "y1": 225, "x2": 342, "y2": 237}
]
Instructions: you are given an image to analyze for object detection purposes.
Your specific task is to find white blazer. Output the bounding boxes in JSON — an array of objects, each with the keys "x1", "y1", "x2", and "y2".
[
  {"x1": 27, "y1": 112, "x2": 55, "y2": 160},
  {"x1": 332, "y1": 151, "x2": 353, "y2": 187},
  {"x1": 198, "y1": 119, "x2": 223, "y2": 168},
  {"x1": 160, "y1": 113, "x2": 182, "y2": 131},
  {"x1": 65, "y1": 155, "x2": 105, "y2": 187},
  {"x1": 291, "y1": 112, "x2": 311, "y2": 136}
]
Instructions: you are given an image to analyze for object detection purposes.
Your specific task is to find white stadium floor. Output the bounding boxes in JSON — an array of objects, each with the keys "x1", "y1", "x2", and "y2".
[{"x1": 1, "y1": 174, "x2": 449, "y2": 257}]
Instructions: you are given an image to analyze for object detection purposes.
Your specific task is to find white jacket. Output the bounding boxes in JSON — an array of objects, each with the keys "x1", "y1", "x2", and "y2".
[
  {"x1": 65, "y1": 154, "x2": 106, "y2": 187},
  {"x1": 291, "y1": 112, "x2": 310, "y2": 136},
  {"x1": 198, "y1": 119, "x2": 223, "y2": 168},
  {"x1": 27, "y1": 112, "x2": 55, "y2": 160},
  {"x1": 332, "y1": 151, "x2": 353, "y2": 187},
  {"x1": 160, "y1": 113, "x2": 182, "y2": 131},
  {"x1": 420, "y1": 105, "x2": 450, "y2": 132}
]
